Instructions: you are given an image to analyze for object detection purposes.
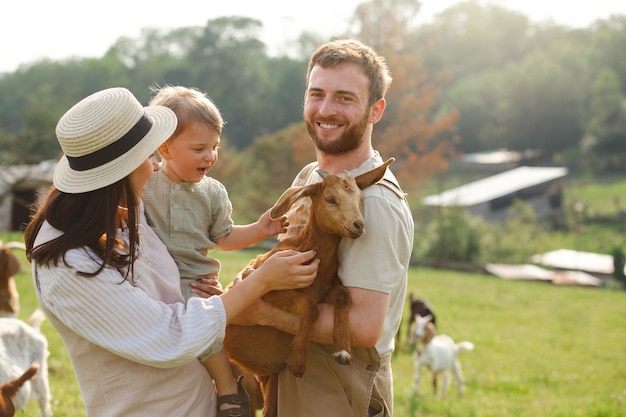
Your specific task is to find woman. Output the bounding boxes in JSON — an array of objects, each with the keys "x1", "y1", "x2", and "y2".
[{"x1": 24, "y1": 87, "x2": 318, "y2": 417}]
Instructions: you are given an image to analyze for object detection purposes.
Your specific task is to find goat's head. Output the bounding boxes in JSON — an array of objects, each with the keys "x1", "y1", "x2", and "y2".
[
  {"x1": 413, "y1": 314, "x2": 434, "y2": 340},
  {"x1": 270, "y1": 158, "x2": 394, "y2": 239},
  {"x1": 409, "y1": 296, "x2": 436, "y2": 326},
  {"x1": 0, "y1": 242, "x2": 22, "y2": 282}
]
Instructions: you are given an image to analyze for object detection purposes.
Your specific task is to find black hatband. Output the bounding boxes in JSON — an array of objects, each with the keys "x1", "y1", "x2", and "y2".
[{"x1": 67, "y1": 115, "x2": 152, "y2": 171}]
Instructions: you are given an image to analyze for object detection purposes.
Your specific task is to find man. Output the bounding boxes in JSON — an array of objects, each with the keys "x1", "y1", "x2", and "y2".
[{"x1": 243, "y1": 39, "x2": 415, "y2": 416}]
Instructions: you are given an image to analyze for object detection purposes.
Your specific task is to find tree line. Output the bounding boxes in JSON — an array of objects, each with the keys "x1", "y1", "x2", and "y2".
[{"x1": 1, "y1": 0, "x2": 625, "y2": 220}]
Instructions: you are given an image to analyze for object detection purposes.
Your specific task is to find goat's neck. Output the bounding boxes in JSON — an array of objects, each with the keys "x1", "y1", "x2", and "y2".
[
  {"x1": 422, "y1": 324, "x2": 436, "y2": 344},
  {"x1": 299, "y1": 214, "x2": 341, "y2": 261}
]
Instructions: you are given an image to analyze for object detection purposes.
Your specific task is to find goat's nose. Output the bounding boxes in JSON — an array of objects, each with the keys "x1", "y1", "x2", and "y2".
[{"x1": 353, "y1": 219, "x2": 365, "y2": 233}]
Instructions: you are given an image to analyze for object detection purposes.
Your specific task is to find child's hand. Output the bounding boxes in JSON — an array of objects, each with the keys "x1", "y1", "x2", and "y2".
[
  {"x1": 259, "y1": 209, "x2": 289, "y2": 237},
  {"x1": 190, "y1": 277, "x2": 223, "y2": 297}
]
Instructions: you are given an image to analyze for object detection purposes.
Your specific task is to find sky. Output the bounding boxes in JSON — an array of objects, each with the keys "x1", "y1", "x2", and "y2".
[{"x1": 2, "y1": 0, "x2": 626, "y2": 73}]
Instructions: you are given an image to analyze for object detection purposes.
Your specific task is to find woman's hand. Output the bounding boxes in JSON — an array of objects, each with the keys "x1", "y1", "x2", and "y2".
[
  {"x1": 251, "y1": 249, "x2": 318, "y2": 292},
  {"x1": 190, "y1": 277, "x2": 223, "y2": 298},
  {"x1": 218, "y1": 250, "x2": 318, "y2": 324}
]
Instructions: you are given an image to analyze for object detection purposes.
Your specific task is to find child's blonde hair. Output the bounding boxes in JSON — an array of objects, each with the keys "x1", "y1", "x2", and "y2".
[{"x1": 149, "y1": 85, "x2": 224, "y2": 138}]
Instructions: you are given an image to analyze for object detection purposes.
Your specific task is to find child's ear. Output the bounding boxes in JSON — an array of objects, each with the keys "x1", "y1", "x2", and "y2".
[{"x1": 157, "y1": 142, "x2": 171, "y2": 160}]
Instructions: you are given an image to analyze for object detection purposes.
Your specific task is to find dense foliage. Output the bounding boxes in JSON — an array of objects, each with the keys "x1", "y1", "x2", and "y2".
[
  {"x1": 2, "y1": 0, "x2": 626, "y2": 241},
  {"x1": 2, "y1": 0, "x2": 624, "y2": 171}
]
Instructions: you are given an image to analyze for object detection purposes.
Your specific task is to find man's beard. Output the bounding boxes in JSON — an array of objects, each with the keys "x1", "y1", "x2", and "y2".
[{"x1": 305, "y1": 112, "x2": 369, "y2": 156}]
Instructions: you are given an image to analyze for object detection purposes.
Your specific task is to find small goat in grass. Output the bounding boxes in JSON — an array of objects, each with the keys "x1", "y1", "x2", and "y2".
[
  {"x1": 224, "y1": 158, "x2": 394, "y2": 417},
  {"x1": 405, "y1": 294, "x2": 437, "y2": 350},
  {"x1": 412, "y1": 314, "x2": 474, "y2": 397},
  {"x1": 0, "y1": 309, "x2": 52, "y2": 417},
  {"x1": 0, "y1": 241, "x2": 26, "y2": 318}
]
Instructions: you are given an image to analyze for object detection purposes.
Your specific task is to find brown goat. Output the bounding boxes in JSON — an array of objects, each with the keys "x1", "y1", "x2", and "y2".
[
  {"x1": 0, "y1": 363, "x2": 39, "y2": 417},
  {"x1": 224, "y1": 158, "x2": 394, "y2": 417},
  {"x1": 0, "y1": 241, "x2": 25, "y2": 318}
]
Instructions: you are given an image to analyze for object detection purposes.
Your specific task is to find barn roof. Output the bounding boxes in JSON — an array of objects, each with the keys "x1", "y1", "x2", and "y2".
[
  {"x1": 422, "y1": 166, "x2": 568, "y2": 207},
  {"x1": 531, "y1": 249, "x2": 618, "y2": 276}
]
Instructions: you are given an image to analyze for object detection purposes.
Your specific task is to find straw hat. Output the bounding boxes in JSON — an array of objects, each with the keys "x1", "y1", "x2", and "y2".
[{"x1": 53, "y1": 87, "x2": 176, "y2": 193}]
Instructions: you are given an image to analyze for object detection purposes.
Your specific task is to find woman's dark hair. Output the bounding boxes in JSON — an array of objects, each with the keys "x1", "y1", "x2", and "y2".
[{"x1": 24, "y1": 178, "x2": 140, "y2": 280}]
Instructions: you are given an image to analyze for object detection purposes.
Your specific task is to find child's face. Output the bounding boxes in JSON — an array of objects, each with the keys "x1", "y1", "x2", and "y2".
[{"x1": 158, "y1": 122, "x2": 220, "y2": 183}]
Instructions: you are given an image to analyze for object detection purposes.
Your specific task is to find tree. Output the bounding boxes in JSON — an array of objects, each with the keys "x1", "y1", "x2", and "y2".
[
  {"x1": 583, "y1": 69, "x2": 626, "y2": 154},
  {"x1": 349, "y1": 0, "x2": 459, "y2": 184},
  {"x1": 499, "y1": 49, "x2": 584, "y2": 157},
  {"x1": 186, "y1": 17, "x2": 270, "y2": 149},
  {"x1": 416, "y1": 0, "x2": 532, "y2": 80},
  {"x1": 444, "y1": 69, "x2": 508, "y2": 152},
  {"x1": 106, "y1": 27, "x2": 201, "y2": 91},
  {"x1": 11, "y1": 95, "x2": 60, "y2": 164},
  {"x1": 218, "y1": 123, "x2": 316, "y2": 223},
  {"x1": 590, "y1": 16, "x2": 626, "y2": 95}
]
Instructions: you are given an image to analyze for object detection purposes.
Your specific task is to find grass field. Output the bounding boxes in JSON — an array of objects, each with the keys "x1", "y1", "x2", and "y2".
[{"x1": 3, "y1": 237, "x2": 625, "y2": 417}]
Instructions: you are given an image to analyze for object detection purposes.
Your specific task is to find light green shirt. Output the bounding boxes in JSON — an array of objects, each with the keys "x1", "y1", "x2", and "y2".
[{"x1": 143, "y1": 170, "x2": 233, "y2": 297}]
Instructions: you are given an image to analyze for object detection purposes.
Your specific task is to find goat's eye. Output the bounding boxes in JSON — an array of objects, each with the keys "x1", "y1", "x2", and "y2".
[{"x1": 326, "y1": 197, "x2": 336, "y2": 205}]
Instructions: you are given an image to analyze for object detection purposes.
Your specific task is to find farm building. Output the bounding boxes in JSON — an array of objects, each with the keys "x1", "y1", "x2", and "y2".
[
  {"x1": 449, "y1": 148, "x2": 543, "y2": 174},
  {"x1": 0, "y1": 161, "x2": 54, "y2": 231},
  {"x1": 484, "y1": 248, "x2": 621, "y2": 287},
  {"x1": 422, "y1": 166, "x2": 568, "y2": 224}
]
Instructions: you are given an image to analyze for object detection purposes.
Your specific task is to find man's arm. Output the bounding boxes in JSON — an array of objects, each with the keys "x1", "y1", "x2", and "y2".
[{"x1": 237, "y1": 286, "x2": 389, "y2": 348}]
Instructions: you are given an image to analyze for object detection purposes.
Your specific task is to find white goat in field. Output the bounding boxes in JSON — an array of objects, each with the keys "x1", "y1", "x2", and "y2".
[
  {"x1": 0, "y1": 309, "x2": 52, "y2": 417},
  {"x1": 412, "y1": 314, "x2": 474, "y2": 397}
]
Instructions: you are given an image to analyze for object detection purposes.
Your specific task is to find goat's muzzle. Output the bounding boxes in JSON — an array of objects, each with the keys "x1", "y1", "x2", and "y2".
[{"x1": 345, "y1": 220, "x2": 365, "y2": 239}]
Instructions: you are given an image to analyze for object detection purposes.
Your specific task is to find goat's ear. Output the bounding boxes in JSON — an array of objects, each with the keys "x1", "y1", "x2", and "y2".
[
  {"x1": 355, "y1": 157, "x2": 395, "y2": 190},
  {"x1": 0, "y1": 249, "x2": 21, "y2": 279},
  {"x1": 8, "y1": 253, "x2": 20, "y2": 277},
  {"x1": 269, "y1": 183, "x2": 322, "y2": 218},
  {"x1": 315, "y1": 169, "x2": 329, "y2": 178},
  {"x1": 270, "y1": 186, "x2": 304, "y2": 218}
]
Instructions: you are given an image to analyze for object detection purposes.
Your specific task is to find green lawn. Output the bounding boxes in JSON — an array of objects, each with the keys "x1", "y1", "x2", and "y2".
[{"x1": 4, "y1": 238, "x2": 625, "y2": 417}]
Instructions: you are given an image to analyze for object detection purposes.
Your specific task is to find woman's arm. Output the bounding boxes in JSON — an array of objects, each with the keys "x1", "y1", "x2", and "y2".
[{"x1": 217, "y1": 249, "x2": 318, "y2": 323}]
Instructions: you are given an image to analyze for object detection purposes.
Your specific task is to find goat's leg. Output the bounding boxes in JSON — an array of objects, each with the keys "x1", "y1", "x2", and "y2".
[
  {"x1": 31, "y1": 365, "x2": 52, "y2": 417},
  {"x1": 439, "y1": 371, "x2": 450, "y2": 397},
  {"x1": 260, "y1": 374, "x2": 278, "y2": 417},
  {"x1": 452, "y1": 360, "x2": 466, "y2": 396},
  {"x1": 286, "y1": 300, "x2": 318, "y2": 377},
  {"x1": 262, "y1": 291, "x2": 317, "y2": 377},
  {"x1": 412, "y1": 352, "x2": 421, "y2": 394},
  {"x1": 328, "y1": 285, "x2": 351, "y2": 364}
]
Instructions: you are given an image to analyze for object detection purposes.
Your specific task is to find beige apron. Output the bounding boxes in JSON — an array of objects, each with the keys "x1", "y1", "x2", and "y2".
[{"x1": 276, "y1": 343, "x2": 392, "y2": 417}]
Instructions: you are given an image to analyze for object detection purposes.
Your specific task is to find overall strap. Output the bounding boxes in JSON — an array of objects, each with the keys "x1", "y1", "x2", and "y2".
[
  {"x1": 293, "y1": 162, "x2": 318, "y2": 186},
  {"x1": 377, "y1": 169, "x2": 407, "y2": 200}
]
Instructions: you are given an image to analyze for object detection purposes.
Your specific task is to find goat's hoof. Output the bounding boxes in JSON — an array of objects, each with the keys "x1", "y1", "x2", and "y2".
[
  {"x1": 287, "y1": 363, "x2": 305, "y2": 378},
  {"x1": 333, "y1": 350, "x2": 351, "y2": 365}
]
